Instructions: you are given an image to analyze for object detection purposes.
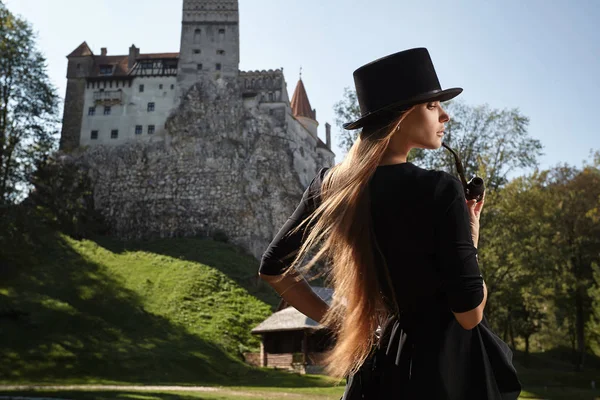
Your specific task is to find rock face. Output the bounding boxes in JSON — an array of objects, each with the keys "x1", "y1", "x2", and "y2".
[{"x1": 73, "y1": 76, "x2": 334, "y2": 259}]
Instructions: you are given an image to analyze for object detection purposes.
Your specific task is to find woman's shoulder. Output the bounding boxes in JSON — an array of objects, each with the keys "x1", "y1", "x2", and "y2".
[
  {"x1": 310, "y1": 167, "x2": 331, "y2": 191},
  {"x1": 433, "y1": 170, "x2": 465, "y2": 206},
  {"x1": 435, "y1": 169, "x2": 462, "y2": 186},
  {"x1": 302, "y1": 167, "x2": 332, "y2": 211}
]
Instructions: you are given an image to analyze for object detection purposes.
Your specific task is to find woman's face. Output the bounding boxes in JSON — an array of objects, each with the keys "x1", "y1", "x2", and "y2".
[{"x1": 396, "y1": 100, "x2": 450, "y2": 150}]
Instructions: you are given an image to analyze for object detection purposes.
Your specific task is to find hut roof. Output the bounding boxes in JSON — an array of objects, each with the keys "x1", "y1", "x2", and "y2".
[{"x1": 251, "y1": 287, "x2": 333, "y2": 333}]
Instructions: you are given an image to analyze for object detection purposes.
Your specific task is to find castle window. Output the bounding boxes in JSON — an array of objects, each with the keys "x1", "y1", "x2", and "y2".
[
  {"x1": 164, "y1": 60, "x2": 178, "y2": 69},
  {"x1": 268, "y1": 92, "x2": 273, "y2": 101},
  {"x1": 99, "y1": 65, "x2": 113, "y2": 75},
  {"x1": 197, "y1": 64, "x2": 203, "y2": 71},
  {"x1": 218, "y1": 28, "x2": 226, "y2": 34},
  {"x1": 139, "y1": 84, "x2": 144, "y2": 93},
  {"x1": 159, "y1": 84, "x2": 163, "y2": 90},
  {"x1": 135, "y1": 125, "x2": 143, "y2": 135},
  {"x1": 217, "y1": 49, "x2": 225, "y2": 55},
  {"x1": 194, "y1": 29, "x2": 201, "y2": 44},
  {"x1": 76, "y1": 63, "x2": 81, "y2": 70},
  {"x1": 141, "y1": 61, "x2": 153, "y2": 70},
  {"x1": 216, "y1": 63, "x2": 222, "y2": 71},
  {"x1": 194, "y1": 49, "x2": 201, "y2": 54},
  {"x1": 88, "y1": 107, "x2": 96, "y2": 116},
  {"x1": 147, "y1": 102, "x2": 155, "y2": 112},
  {"x1": 171, "y1": 84, "x2": 175, "y2": 90},
  {"x1": 91, "y1": 130, "x2": 98, "y2": 140},
  {"x1": 111, "y1": 129, "x2": 119, "y2": 139},
  {"x1": 104, "y1": 106, "x2": 111, "y2": 115},
  {"x1": 148, "y1": 125, "x2": 155, "y2": 135}
]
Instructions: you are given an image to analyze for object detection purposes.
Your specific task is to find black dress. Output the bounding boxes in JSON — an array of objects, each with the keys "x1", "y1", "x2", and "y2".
[{"x1": 259, "y1": 162, "x2": 521, "y2": 400}]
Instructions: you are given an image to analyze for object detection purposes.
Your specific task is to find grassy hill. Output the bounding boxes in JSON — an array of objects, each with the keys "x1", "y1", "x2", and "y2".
[
  {"x1": 4, "y1": 219, "x2": 600, "y2": 399},
  {"x1": 0, "y1": 224, "x2": 332, "y2": 386}
]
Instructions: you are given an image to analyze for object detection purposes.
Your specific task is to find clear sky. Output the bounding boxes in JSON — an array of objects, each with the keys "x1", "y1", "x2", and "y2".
[{"x1": 6, "y1": 0, "x2": 600, "y2": 177}]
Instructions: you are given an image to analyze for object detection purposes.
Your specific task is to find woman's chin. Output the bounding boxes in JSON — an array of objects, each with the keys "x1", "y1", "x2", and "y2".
[{"x1": 424, "y1": 141, "x2": 442, "y2": 150}]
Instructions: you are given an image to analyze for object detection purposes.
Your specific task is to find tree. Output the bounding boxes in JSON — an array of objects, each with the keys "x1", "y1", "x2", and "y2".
[
  {"x1": 544, "y1": 160, "x2": 600, "y2": 370},
  {"x1": 333, "y1": 87, "x2": 361, "y2": 153},
  {"x1": 332, "y1": 88, "x2": 543, "y2": 192},
  {"x1": 483, "y1": 152, "x2": 600, "y2": 369},
  {"x1": 425, "y1": 101, "x2": 543, "y2": 191},
  {"x1": 27, "y1": 154, "x2": 107, "y2": 239},
  {"x1": 478, "y1": 171, "x2": 554, "y2": 349},
  {"x1": 0, "y1": 1, "x2": 59, "y2": 204}
]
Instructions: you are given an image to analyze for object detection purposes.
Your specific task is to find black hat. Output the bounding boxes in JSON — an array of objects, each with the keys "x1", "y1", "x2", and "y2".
[{"x1": 343, "y1": 47, "x2": 462, "y2": 130}]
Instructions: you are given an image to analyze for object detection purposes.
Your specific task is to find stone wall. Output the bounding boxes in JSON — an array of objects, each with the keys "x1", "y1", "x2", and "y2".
[
  {"x1": 72, "y1": 76, "x2": 334, "y2": 260},
  {"x1": 60, "y1": 78, "x2": 86, "y2": 152}
]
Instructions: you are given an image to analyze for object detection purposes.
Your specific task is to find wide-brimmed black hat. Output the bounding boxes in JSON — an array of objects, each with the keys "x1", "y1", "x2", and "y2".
[{"x1": 343, "y1": 47, "x2": 462, "y2": 130}]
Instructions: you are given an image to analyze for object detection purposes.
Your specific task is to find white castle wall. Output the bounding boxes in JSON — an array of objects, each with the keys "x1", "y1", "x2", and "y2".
[{"x1": 80, "y1": 76, "x2": 177, "y2": 146}]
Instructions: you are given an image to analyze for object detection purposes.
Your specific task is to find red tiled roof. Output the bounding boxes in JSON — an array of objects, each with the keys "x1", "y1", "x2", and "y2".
[
  {"x1": 92, "y1": 55, "x2": 130, "y2": 76},
  {"x1": 67, "y1": 41, "x2": 93, "y2": 58},
  {"x1": 72, "y1": 50, "x2": 180, "y2": 77},
  {"x1": 290, "y1": 79, "x2": 316, "y2": 120}
]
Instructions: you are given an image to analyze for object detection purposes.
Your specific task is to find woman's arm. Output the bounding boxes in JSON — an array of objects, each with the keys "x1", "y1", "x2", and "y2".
[
  {"x1": 435, "y1": 173, "x2": 486, "y2": 330},
  {"x1": 258, "y1": 168, "x2": 331, "y2": 324},
  {"x1": 259, "y1": 270, "x2": 329, "y2": 324}
]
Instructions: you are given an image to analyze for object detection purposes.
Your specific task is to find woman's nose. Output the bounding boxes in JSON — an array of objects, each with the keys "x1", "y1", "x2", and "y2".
[{"x1": 440, "y1": 109, "x2": 450, "y2": 123}]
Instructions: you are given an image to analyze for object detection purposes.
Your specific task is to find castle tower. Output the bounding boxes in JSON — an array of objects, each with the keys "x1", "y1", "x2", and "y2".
[
  {"x1": 177, "y1": 0, "x2": 240, "y2": 93},
  {"x1": 290, "y1": 78, "x2": 318, "y2": 138},
  {"x1": 60, "y1": 42, "x2": 95, "y2": 151}
]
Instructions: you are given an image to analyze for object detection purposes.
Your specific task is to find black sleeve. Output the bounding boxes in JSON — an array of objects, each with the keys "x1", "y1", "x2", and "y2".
[
  {"x1": 434, "y1": 172, "x2": 484, "y2": 313},
  {"x1": 258, "y1": 168, "x2": 330, "y2": 276}
]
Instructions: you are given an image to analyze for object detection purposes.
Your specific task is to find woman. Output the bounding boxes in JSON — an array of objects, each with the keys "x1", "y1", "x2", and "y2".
[{"x1": 258, "y1": 48, "x2": 521, "y2": 399}]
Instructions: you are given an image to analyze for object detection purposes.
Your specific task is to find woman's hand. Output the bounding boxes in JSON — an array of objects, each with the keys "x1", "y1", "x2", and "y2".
[{"x1": 466, "y1": 192, "x2": 485, "y2": 248}]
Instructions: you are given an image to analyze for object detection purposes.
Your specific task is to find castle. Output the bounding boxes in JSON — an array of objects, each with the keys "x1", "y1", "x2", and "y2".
[{"x1": 58, "y1": 0, "x2": 335, "y2": 260}]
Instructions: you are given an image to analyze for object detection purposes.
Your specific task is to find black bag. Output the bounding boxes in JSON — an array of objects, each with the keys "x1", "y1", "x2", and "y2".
[
  {"x1": 471, "y1": 316, "x2": 522, "y2": 399},
  {"x1": 340, "y1": 346, "x2": 379, "y2": 400}
]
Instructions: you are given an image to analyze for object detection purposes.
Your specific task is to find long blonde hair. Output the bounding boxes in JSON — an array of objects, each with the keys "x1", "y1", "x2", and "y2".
[{"x1": 284, "y1": 106, "x2": 415, "y2": 379}]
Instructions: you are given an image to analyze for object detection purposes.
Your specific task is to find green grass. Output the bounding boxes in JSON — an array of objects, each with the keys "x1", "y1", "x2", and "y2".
[{"x1": 0, "y1": 227, "x2": 341, "y2": 388}]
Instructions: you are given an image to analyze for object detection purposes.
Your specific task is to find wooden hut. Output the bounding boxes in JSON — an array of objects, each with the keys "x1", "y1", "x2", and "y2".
[{"x1": 246, "y1": 287, "x2": 334, "y2": 374}]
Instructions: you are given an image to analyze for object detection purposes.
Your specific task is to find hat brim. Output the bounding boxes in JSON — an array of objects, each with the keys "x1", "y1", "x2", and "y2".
[{"x1": 342, "y1": 87, "x2": 463, "y2": 130}]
